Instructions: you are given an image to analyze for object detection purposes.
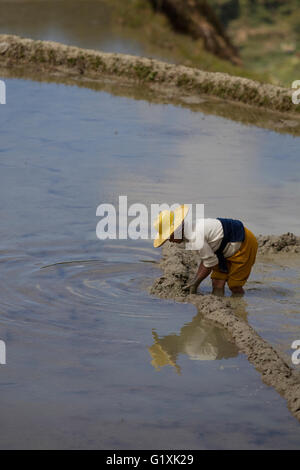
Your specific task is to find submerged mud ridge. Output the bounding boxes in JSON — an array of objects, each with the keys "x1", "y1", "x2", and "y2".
[
  {"x1": 0, "y1": 34, "x2": 300, "y2": 116},
  {"x1": 150, "y1": 235, "x2": 300, "y2": 422}
]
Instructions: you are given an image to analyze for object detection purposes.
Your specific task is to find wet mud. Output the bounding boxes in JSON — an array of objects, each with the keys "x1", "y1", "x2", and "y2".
[
  {"x1": 150, "y1": 235, "x2": 300, "y2": 422},
  {"x1": 257, "y1": 233, "x2": 300, "y2": 255}
]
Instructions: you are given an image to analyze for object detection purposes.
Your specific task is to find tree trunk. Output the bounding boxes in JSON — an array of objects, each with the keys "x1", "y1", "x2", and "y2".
[{"x1": 149, "y1": 0, "x2": 242, "y2": 65}]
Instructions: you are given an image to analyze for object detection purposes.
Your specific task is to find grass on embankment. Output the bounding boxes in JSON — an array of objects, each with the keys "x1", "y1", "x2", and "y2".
[
  {"x1": 0, "y1": 33, "x2": 299, "y2": 117},
  {"x1": 210, "y1": 0, "x2": 300, "y2": 87}
]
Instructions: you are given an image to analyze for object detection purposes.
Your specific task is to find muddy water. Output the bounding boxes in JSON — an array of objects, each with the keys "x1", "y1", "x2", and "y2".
[
  {"x1": 0, "y1": 77, "x2": 300, "y2": 449},
  {"x1": 0, "y1": 0, "x2": 159, "y2": 58},
  {"x1": 246, "y1": 256, "x2": 300, "y2": 362}
]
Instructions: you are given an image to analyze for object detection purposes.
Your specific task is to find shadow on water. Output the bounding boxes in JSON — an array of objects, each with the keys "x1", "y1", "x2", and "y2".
[{"x1": 2, "y1": 66, "x2": 300, "y2": 137}]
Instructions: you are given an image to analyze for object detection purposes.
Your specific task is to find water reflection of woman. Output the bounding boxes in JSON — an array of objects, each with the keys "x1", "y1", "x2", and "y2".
[{"x1": 148, "y1": 313, "x2": 238, "y2": 374}]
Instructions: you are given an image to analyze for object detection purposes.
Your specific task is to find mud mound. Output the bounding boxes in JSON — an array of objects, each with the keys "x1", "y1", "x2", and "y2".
[
  {"x1": 150, "y1": 242, "x2": 197, "y2": 300},
  {"x1": 149, "y1": 237, "x2": 300, "y2": 422},
  {"x1": 257, "y1": 232, "x2": 300, "y2": 254}
]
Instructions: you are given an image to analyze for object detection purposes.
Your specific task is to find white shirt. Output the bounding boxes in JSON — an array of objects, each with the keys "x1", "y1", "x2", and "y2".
[{"x1": 183, "y1": 218, "x2": 242, "y2": 268}]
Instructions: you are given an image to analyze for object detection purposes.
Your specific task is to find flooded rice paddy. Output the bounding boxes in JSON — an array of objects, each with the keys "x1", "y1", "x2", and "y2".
[
  {"x1": 0, "y1": 77, "x2": 299, "y2": 448},
  {"x1": 0, "y1": 0, "x2": 163, "y2": 60}
]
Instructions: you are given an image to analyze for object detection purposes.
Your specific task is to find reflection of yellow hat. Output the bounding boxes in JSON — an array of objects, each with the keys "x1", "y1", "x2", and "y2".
[
  {"x1": 148, "y1": 331, "x2": 181, "y2": 374},
  {"x1": 153, "y1": 205, "x2": 189, "y2": 248}
]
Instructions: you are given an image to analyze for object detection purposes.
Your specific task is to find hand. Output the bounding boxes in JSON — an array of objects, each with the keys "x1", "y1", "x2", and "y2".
[
  {"x1": 182, "y1": 280, "x2": 199, "y2": 294},
  {"x1": 182, "y1": 263, "x2": 211, "y2": 295}
]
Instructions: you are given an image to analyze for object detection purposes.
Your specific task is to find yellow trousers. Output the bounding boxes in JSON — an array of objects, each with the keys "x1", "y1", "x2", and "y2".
[{"x1": 211, "y1": 227, "x2": 258, "y2": 289}]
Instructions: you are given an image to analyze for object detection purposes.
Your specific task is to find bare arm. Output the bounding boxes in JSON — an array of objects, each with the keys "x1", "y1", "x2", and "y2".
[{"x1": 183, "y1": 261, "x2": 217, "y2": 294}]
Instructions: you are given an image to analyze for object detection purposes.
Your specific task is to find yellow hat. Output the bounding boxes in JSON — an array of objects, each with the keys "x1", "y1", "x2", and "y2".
[{"x1": 153, "y1": 204, "x2": 189, "y2": 248}]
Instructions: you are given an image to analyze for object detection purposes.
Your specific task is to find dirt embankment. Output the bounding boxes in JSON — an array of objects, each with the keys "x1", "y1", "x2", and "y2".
[
  {"x1": 149, "y1": 0, "x2": 241, "y2": 65},
  {"x1": 0, "y1": 34, "x2": 299, "y2": 116},
  {"x1": 150, "y1": 234, "x2": 300, "y2": 422}
]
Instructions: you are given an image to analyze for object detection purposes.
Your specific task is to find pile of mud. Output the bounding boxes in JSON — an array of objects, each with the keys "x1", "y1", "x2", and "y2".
[
  {"x1": 150, "y1": 235, "x2": 300, "y2": 422},
  {"x1": 257, "y1": 232, "x2": 300, "y2": 254}
]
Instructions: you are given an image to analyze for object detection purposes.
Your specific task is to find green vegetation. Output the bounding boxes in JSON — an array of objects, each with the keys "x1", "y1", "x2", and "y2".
[
  {"x1": 105, "y1": 0, "x2": 270, "y2": 83},
  {"x1": 106, "y1": 0, "x2": 300, "y2": 85},
  {"x1": 209, "y1": 0, "x2": 300, "y2": 85},
  {"x1": 3, "y1": 0, "x2": 298, "y2": 86}
]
